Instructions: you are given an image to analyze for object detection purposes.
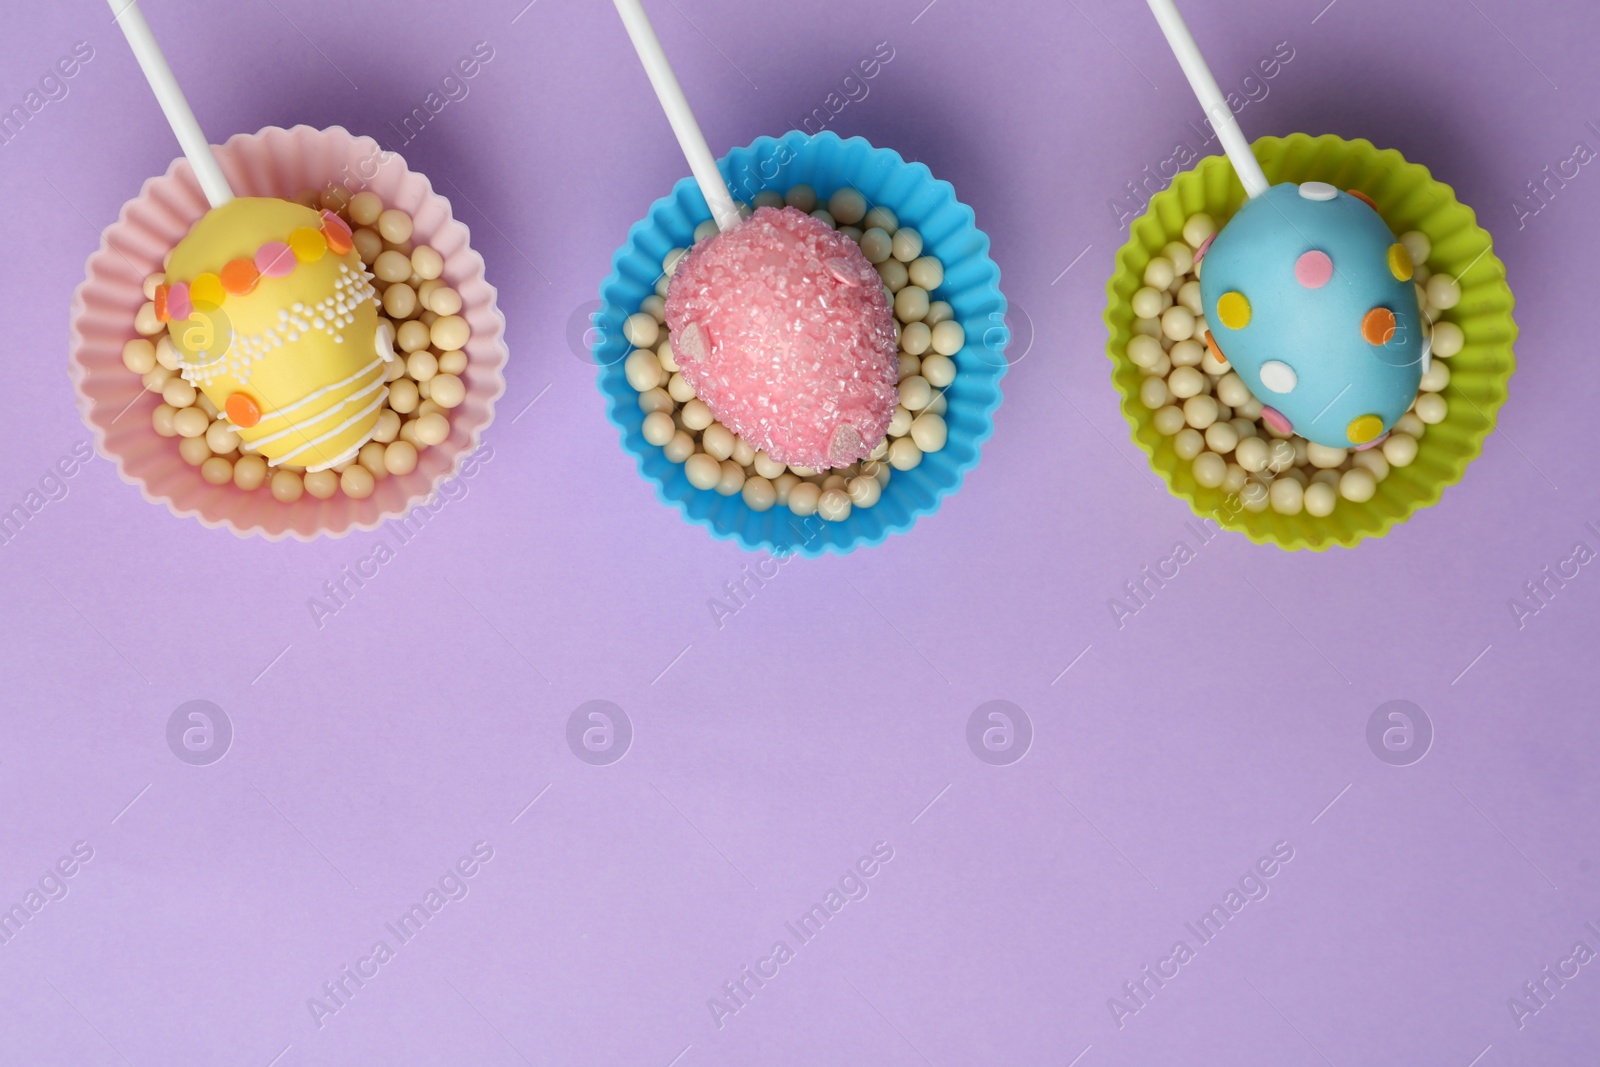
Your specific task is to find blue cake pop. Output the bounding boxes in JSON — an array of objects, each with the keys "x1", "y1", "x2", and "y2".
[{"x1": 1198, "y1": 181, "x2": 1425, "y2": 449}]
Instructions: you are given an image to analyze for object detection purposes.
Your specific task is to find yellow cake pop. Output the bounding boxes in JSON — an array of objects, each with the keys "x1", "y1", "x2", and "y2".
[{"x1": 159, "y1": 197, "x2": 390, "y2": 472}]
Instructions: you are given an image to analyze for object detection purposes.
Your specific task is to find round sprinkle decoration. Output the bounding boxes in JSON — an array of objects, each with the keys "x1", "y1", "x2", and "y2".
[
  {"x1": 1347, "y1": 414, "x2": 1384, "y2": 445},
  {"x1": 225, "y1": 391, "x2": 261, "y2": 428},
  {"x1": 256, "y1": 242, "x2": 296, "y2": 278},
  {"x1": 321, "y1": 210, "x2": 353, "y2": 255},
  {"x1": 1387, "y1": 243, "x2": 1414, "y2": 282},
  {"x1": 1259, "y1": 360, "x2": 1298, "y2": 394},
  {"x1": 189, "y1": 272, "x2": 225, "y2": 311},
  {"x1": 1361, "y1": 307, "x2": 1397, "y2": 345},
  {"x1": 1260, "y1": 406, "x2": 1294, "y2": 434},
  {"x1": 167, "y1": 283, "x2": 192, "y2": 321},
  {"x1": 221, "y1": 258, "x2": 260, "y2": 295},
  {"x1": 288, "y1": 227, "x2": 328, "y2": 263},
  {"x1": 1217, "y1": 291, "x2": 1252, "y2": 330},
  {"x1": 1298, "y1": 181, "x2": 1338, "y2": 201},
  {"x1": 1294, "y1": 250, "x2": 1333, "y2": 289}
]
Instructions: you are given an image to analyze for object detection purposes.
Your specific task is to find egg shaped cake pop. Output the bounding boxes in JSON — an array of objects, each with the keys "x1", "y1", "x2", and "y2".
[
  {"x1": 159, "y1": 197, "x2": 388, "y2": 472},
  {"x1": 664, "y1": 205, "x2": 899, "y2": 470},
  {"x1": 1199, "y1": 182, "x2": 1425, "y2": 449}
]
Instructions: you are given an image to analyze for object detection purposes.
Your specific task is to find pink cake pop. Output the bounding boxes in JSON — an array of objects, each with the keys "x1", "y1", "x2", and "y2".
[{"x1": 665, "y1": 206, "x2": 899, "y2": 470}]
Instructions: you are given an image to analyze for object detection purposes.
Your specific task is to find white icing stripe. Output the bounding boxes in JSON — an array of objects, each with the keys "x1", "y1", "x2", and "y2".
[
  {"x1": 262, "y1": 358, "x2": 383, "y2": 423},
  {"x1": 303, "y1": 441, "x2": 364, "y2": 474},
  {"x1": 269, "y1": 388, "x2": 390, "y2": 468},
  {"x1": 247, "y1": 375, "x2": 386, "y2": 450}
]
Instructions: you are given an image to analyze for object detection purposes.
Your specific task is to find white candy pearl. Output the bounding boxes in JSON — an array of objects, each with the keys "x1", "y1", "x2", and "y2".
[
  {"x1": 1236, "y1": 436, "x2": 1270, "y2": 473},
  {"x1": 891, "y1": 228, "x2": 923, "y2": 262},
  {"x1": 1420, "y1": 360, "x2": 1450, "y2": 393},
  {"x1": 623, "y1": 312, "x2": 660, "y2": 348},
  {"x1": 1426, "y1": 274, "x2": 1461, "y2": 310},
  {"x1": 684, "y1": 453, "x2": 721, "y2": 490},
  {"x1": 1269, "y1": 477, "x2": 1304, "y2": 515},
  {"x1": 909, "y1": 412, "x2": 947, "y2": 452},
  {"x1": 920, "y1": 353, "x2": 956, "y2": 388},
  {"x1": 787, "y1": 481, "x2": 821, "y2": 516},
  {"x1": 702, "y1": 422, "x2": 735, "y2": 460},
  {"x1": 1167, "y1": 366, "x2": 1204, "y2": 399},
  {"x1": 1174, "y1": 428, "x2": 1204, "y2": 461},
  {"x1": 1183, "y1": 395, "x2": 1219, "y2": 429},
  {"x1": 930, "y1": 321, "x2": 964, "y2": 357},
  {"x1": 664, "y1": 430, "x2": 695, "y2": 464},
  {"x1": 1431, "y1": 321, "x2": 1464, "y2": 359},
  {"x1": 1153, "y1": 406, "x2": 1186, "y2": 436},
  {"x1": 742, "y1": 476, "x2": 777, "y2": 511},
  {"x1": 1382, "y1": 433, "x2": 1419, "y2": 467},
  {"x1": 642, "y1": 411, "x2": 675, "y2": 446},
  {"x1": 818, "y1": 488, "x2": 852, "y2": 522},
  {"x1": 1304, "y1": 481, "x2": 1337, "y2": 517},
  {"x1": 1415, "y1": 393, "x2": 1449, "y2": 424},
  {"x1": 888, "y1": 438, "x2": 922, "y2": 470},
  {"x1": 1182, "y1": 214, "x2": 1217, "y2": 247},
  {"x1": 1161, "y1": 306, "x2": 1195, "y2": 341},
  {"x1": 1338, "y1": 468, "x2": 1376, "y2": 502}
]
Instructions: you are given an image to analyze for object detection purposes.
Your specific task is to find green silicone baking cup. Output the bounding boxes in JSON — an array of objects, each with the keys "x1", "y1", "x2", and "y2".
[{"x1": 1104, "y1": 134, "x2": 1517, "y2": 551}]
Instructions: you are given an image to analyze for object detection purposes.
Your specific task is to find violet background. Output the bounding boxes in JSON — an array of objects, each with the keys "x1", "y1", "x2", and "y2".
[{"x1": 3, "y1": 0, "x2": 1598, "y2": 1064}]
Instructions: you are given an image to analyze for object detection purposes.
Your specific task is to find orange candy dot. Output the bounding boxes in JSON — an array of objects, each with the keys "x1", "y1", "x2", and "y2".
[
  {"x1": 225, "y1": 392, "x2": 262, "y2": 428},
  {"x1": 189, "y1": 272, "x2": 225, "y2": 311},
  {"x1": 221, "y1": 258, "x2": 260, "y2": 294},
  {"x1": 153, "y1": 284, "x2": 170, "y2": 322},
  {"x1": 320, "y1": 210, "x2": 353, "y2": 255},
  {"x1": 1361, "y1": 307, "x2": 1397, "y2": 345},
  {"x1": 1205, "y1": 331, "x2": 1227, "y2": 366},
  {"x1": 1346, "y1": 189, "x2": 1377, "y2": 210}
]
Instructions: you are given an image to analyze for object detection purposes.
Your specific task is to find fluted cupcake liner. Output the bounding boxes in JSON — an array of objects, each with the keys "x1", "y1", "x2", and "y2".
[
  {"x1": 1104, "y1": 134, "x2": 1517, "y2": 551},
  {"x1": 69, "y1": 125, "x2": 508, "y2": 540},
  {"x1": 597, "y1": 130, "x2": 1008, "y2": 557}
]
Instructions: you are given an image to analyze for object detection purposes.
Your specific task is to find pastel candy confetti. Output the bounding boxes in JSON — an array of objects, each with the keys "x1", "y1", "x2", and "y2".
[
  {"x1": 321, "y1": 209, "x2": 353, "y2": 255},
  {"x1": 255, "y1": 241, "x2": 296, "y2": 278},
  {"x1": 189, "y1": 272, "x2": 224, "y2": 310},
  {"x1": 289, "y1": 226, "x2": 328, "y2": 263},
  {"x1": 220, "y1": 258, "x2": 260, "y2": 294},
  {"x1": 166, "y1": 282, "x2": 192, "y2": 322},
  {"x1": 664, "y1": 206, "x2": 898, "y2": 470},
  {"x1": 1294, "y1": 250, "x2": 1333, "y2": 289},
  {"x1": 225, "y1": 391, "x2": 261, "y2": 428}
]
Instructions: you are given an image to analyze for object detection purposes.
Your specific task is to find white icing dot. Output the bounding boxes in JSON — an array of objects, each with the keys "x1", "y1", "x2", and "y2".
[
  {"x1": 1298, "y1": 182, "x2": 1338, "y2": 201},
  {"x1": 1259, "y1": 360, "x2": 1298, "y2": 393}
]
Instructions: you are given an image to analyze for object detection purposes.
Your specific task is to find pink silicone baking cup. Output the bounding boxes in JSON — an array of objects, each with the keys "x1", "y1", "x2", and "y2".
[{"x1": 68, "y1": 125, "x2": 508, "y2": 540}]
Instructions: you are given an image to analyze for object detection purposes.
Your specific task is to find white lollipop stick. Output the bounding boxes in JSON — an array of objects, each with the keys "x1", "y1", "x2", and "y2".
[
  {"x1": 1144, "y1": 0, "x2": 1270, "y2": 199},
  {"x1": 612, "y1": 0, "x2": 741, "y2": 233},
  {"x1": 108, "y1": 0, "x2": 233, "y2": 208}
]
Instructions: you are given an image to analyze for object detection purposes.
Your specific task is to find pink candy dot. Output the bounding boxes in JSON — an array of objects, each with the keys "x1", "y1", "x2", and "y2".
[
  {"x1": 255, "y1": 241, "x2": 296, "y2": 278},
  {"x1": 166, "y1": 282, "x2": 192, "y2": 321},
  {"x1": 1295, "y1": 250, "x2": 1333, "y2": 289},
  {"x1": 1193, "y1": 234, "x2": 1216, "y2": 264},
  {"x1": 1260, "y1": 405, "x2": 1294, "y2": 435}
]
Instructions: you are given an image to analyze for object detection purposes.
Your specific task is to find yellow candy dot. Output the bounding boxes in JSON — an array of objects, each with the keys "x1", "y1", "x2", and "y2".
[
  {"x1": 289, "y1": 226, "x2": 328, "y2": 263},
  {"x1": 1347, "y1": 414, "x2": 1384, "y2": 445},
  {"x1": 189, "y1": 272, "x2": 225, "y2": 311},
  {"x1": 1388, "y1": 243, "x2": 1414, "y2": 282},
  {"x1": 1216, "y1": 291, "x2": 1252, "y2": 330}
]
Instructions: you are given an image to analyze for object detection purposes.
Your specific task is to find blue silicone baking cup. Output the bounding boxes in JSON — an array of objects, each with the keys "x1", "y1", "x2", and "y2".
[{"x1": 596, "y1": 130, "x2": 1008, "y2": 557}]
